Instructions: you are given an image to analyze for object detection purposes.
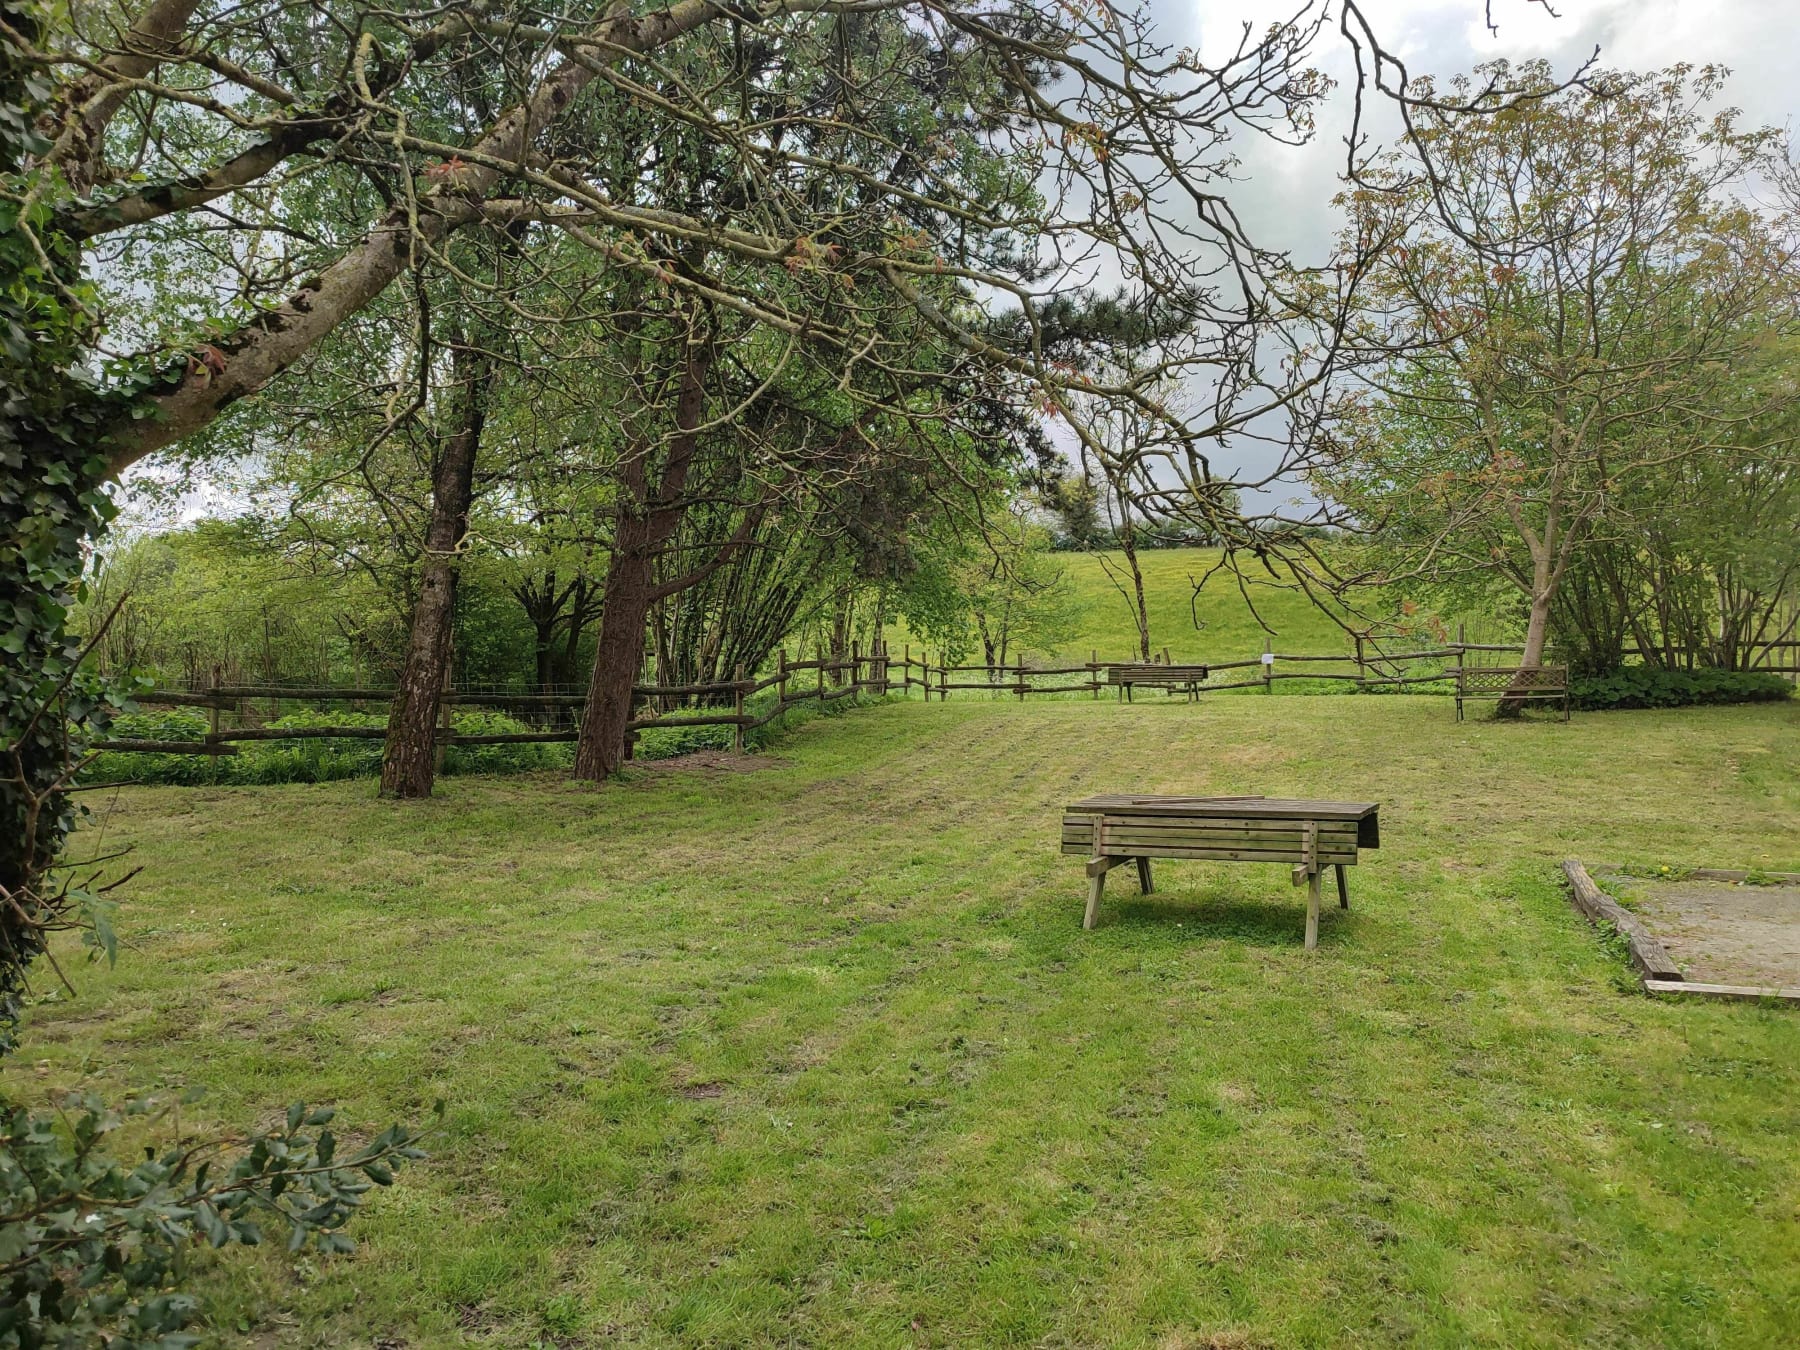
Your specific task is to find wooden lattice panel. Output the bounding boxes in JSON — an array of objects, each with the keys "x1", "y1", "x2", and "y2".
[{"x1": 1456, "y1": 665, "x2": 1567, "y2": 696}]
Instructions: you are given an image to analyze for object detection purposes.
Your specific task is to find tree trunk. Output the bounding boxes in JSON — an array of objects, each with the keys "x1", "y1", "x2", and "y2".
[
  {"x1": 533, "y1": 615, "x2": 558, "y2": 692},
  {"x1": 380, "y1": 341, "x2": 493, "y2": 797},
  {"x1": 557, "y1": 583, "x2": 594, "y2": 687},
  {"x1": 573, "y1": 339, "x2": 711, "y2": 779},
  {"x1": 1501, "y1": 555, "x2": 1556, "y2": 718},
  {"x1": 1120, "y1": 527, "x2": 1151, "y2": 662}
]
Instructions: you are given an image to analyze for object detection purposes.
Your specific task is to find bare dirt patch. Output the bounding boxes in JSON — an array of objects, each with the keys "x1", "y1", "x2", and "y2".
[
  {"x1": 634, "y1": 749, "x2": 781, "y2": 773},
  {"x1": 1599, "y1": 872, "x2": 1800, "y2": 987}
]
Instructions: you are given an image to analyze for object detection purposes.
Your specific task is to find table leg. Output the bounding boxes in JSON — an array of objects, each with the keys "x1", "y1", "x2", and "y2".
[
  {"x1": 1084, "y1": 865, "x2": 1106, "y2": 929},
  {"x1": 1136, "y1": 856, "x2": 1153, "y2": 894},
  {"x1": 1306, "y1": 869, "x2": 1321, "y2": 950},
  {"x1": 1335, "y1": 863, "x2": 1349, "y2": 909}
]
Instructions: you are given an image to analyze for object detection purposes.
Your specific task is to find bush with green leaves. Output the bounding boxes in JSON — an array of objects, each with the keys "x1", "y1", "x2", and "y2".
[
  {"x1": 1, "y1": 1094, "x2": 437, "y2": 1348},
  {"x1": 441, "y1": 710, "x2": 573, "y2": 775},
  {"x1": 90, "y1": 708, "x2": 573, "y2": 786},
  {"x1": 1571, "y1": 667, "x2": 1795, "y2": 711}
]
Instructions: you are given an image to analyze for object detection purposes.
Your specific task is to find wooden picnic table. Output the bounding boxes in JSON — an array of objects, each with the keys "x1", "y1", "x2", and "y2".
[{"x1": 1062, "y1": 794, "x2": 1381, "y2": 948}]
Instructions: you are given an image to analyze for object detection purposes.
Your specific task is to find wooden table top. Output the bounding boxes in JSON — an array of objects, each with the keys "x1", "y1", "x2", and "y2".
[{"x1": 1066, "y1": 794, "x2": 1378, "y2": 821}]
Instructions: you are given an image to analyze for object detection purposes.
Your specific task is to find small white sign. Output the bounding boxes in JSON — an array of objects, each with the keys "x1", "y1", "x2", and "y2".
[{"x1": 1260, "y1": 652, "x2": 1275, "y2": 666}]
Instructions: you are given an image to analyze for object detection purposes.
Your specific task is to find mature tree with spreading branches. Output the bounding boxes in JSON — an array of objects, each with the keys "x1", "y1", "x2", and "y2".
[{"x1": 1314, "y1": 61, "x2": 1799, "y2": 692}]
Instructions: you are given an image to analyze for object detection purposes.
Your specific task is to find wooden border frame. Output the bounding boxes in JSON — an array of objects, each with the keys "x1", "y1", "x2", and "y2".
[{"x1": 1563, "y1": 860, "x2": 1800, "y2": 1004}]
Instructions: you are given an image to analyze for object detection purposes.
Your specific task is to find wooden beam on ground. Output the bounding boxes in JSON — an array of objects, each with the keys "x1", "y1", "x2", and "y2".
[
  {"x1": 1642, "y1": 979, "x2": 1800, "y2": 1003},
  {"x1": 1561, "y1": 860, "x2": 1684, "y2": 982}
]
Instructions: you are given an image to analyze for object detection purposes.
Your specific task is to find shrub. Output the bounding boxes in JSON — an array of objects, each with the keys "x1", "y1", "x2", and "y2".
[
  {"x1": 1, "y1": 1093, "x2": 435, "y2": 1348},
  {"x1": 88, "y1": 711, "x2": 217, "y2": 786},
  {"x1": 232, "y1": 708, "x2": 388, "y2": 784},
  {"x1": 89, "y1": 709, "x2": 573, "y2": 786},
  {"x1": 441, "y1": 710, "x2": 573, "y2": 775},
  {"x1": 1571, "y1": 667, "x2": 1795, "y2": 711}
]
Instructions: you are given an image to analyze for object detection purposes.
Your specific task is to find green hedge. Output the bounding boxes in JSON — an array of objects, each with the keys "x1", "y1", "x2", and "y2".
[
  {"x1": 85, "y1": 691, "x2": 868, "y2": 785},
  {"x1": 90, "y1": 708, "x2": 573, "y2": 785},
  {"x1": 1571, "y1": 666, "x2": 1795, "y2": 711}
]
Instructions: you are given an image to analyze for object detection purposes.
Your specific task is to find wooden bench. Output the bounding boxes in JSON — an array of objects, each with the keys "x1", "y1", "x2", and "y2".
[
  {"x1": 1454, "y1": 665, "x2": 1568, "y2": 721},
  {"x1": 1105, "y1": 663, "x2": 1210, "y2": 702},
  {"x1": 1062, "y1": 794, "x2": 1380, "y2": 948}
]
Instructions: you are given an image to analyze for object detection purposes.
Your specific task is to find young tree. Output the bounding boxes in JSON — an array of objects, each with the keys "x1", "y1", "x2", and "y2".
[{"x1": 1316, "y1": 62, "x2": 1798, "y2": 692}]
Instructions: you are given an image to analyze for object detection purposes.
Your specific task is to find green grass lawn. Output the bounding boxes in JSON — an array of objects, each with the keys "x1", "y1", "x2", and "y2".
[
  {"x1": 1040, "y1": 549, "x2": 1363, "y2": 664},
  {"x1": 16, "y1": 696, "x2": 1800, "y2": 1347}
]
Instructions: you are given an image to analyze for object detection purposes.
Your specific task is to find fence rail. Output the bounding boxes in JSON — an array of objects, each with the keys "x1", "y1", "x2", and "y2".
[
  {"x1": 98, "y1": 633, "x2": 1799, "y2": 760},
  {"x1": 97, "y1": 646, "x2": 894, "y2": 757}
]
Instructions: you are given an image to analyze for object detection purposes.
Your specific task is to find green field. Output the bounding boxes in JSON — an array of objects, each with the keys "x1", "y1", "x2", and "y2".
[
  {"x1": 17, "y1": 696, "x2": 1799, "y2": 1346},
  {"x1": 1044, "y1": 549, "x2": 1365, "y2": 663},
  {"x1": 892, "y1": 547, "x2": 1484, "y2": 671}
]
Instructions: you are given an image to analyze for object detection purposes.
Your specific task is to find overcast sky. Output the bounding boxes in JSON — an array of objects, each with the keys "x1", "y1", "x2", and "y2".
[
  {"x1": 1099, "y1": 0, "x2": 1800, "y2": 505},
  {"x1": 1173, "y1": 0, "x2": 1797, "y2": 263}
]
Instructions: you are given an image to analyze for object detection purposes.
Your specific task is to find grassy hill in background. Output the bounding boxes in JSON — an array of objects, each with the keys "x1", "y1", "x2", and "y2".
[
  {"x1": 885, "y1": 547, "x2": 1399, "y2": 668},
  {"x1": 1045, "y1": 548, "x2": 1361, "y2": 664}
]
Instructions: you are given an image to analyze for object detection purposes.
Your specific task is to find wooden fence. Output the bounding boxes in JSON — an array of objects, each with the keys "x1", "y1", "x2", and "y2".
[
  {"x1": 888, "y1": 634, "x2": 1800, "y2": 700},
  {"x1": 99, "y1": 647, "x2": 888, "y2": 758},
  {"x1": 96, "y1": 633, "x2": 1800, "y2": 759}
]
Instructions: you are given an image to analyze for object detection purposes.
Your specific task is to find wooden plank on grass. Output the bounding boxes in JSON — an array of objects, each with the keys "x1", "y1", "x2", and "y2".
[
  {"x1": 1642, "y1": 979, "x2": 1800, "y2": 1003},
  {"x1": 1561, "y1": 860, "x2": 1684, "y2": 982}
]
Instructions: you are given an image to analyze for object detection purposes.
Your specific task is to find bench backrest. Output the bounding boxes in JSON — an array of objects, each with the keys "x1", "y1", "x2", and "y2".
[
  {"x1": 1106, "y1": 663, "x2": 1209, "y2": 682},
  {"x1": 1456, "y1": 664, "x2": 1567, "y2": 695}
]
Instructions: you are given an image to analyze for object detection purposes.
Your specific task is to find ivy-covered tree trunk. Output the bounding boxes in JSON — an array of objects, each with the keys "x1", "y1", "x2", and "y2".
[
  {"x1": 0, "y1": 0, "x2": 126, "y2": 1048},
  {"x1": 380, "y1": 340, "x2": 494, "y2": 798}
]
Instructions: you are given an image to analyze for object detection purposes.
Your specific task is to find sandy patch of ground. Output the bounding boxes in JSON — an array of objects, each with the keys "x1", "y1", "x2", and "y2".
[{"x1": 1600, "y1": 872, "x2": 1800, "y2": 987}]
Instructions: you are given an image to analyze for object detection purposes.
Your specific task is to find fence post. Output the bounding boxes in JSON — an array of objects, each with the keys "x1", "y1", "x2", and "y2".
[
  {"x1": 940, "y1": 654, "x2": 948, "y2": 701},
  {"x1": 817, "y1": 644, "x2": 825, "y2": 702},
  {"x1": 852, "y1": 638, "x2": 861, "y2": 692},
  {"x1": 1354, "y1": 633, "x2": 1366, "y2": 689},
  {"x1": 1262, "y1": 637, "x2": 1273, "y2": 695},
  {"x1": 207, "y1": 664, "x2": 223, "y2": 741},
  {"x1": 1091, "y1": 649, "x2": 1100, "y2": 699},
  {"x1": 733, "y1": 664, "x2": 745, "y2": 753},
  {"x1": 435, "y1": 661, "x2": 452, "y2": 772},
  {"x1": 208, "y1": 664, "x2": 223, "y2": 782}
]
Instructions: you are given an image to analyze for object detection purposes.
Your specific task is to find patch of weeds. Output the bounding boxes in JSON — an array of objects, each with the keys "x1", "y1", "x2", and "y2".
[
  {"x1": 1612, "y1": 860, "x2": 1693, "y2": 882},
  {"x1": 1594, "y1": 875, "x2": 1645, "y2": 912},
  {"x1": 540, "y1": 1292, "x2": 585, "y2": 1335}
]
